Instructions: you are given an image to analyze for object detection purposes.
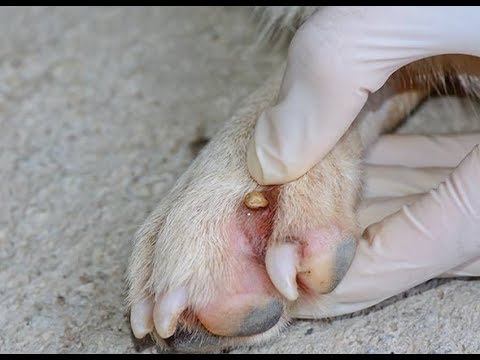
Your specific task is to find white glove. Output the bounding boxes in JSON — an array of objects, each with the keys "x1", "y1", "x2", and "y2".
[
  {"x1": 290, "y1": 133, "x2": 480, "y2": 319},
  {"x1": 247, "y1": 6, "x2": 480, "y2": 185}
]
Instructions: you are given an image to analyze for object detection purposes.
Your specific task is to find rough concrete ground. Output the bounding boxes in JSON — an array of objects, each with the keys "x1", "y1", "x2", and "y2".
[{"x1": 0, "y1": 6, "x2": 479, "y2": 354}]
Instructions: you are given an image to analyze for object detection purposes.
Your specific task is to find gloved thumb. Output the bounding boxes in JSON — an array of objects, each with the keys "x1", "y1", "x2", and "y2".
[{"x1": 247, "y1": 6, "x2": 480, "y2": 186}]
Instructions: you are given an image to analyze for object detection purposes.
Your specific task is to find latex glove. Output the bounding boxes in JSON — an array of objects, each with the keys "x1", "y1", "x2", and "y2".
[
  {"x1": 247, "y1": 6, "x2": 480, "y2": 185},
  {"x1": 290, "y1": 133, "x2": 480, "y2": 319}
]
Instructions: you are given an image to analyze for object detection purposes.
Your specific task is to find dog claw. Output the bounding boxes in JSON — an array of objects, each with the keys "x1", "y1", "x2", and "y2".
[
  {"x1": 266, "y1": 243, "x2": 299, "y2": 301},
  {"x1": 153, "y1": 288, "x2": 188, "y2": 339},
  {"x1": 130, "y1": 296, "x2": 155, "y2": 339}
]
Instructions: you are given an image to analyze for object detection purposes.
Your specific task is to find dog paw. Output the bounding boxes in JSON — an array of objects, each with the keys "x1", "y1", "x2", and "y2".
[{"x1": 126, "y1": 77, "x2": 363, "y2": 352}]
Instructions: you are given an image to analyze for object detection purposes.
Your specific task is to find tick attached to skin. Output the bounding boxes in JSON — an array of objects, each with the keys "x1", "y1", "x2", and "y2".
[{"x1": 244, "y1": 191, "x2": 269, "y2": 210}]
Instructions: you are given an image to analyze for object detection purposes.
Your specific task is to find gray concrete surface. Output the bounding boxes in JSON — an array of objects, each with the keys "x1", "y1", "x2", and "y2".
[{"x1": 0, "y1": 6, "x2": 479, "y2": 354}]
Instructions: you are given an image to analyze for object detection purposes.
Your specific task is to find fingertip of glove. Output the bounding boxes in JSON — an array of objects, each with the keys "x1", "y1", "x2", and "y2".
[{"x1": 247, "y1": 138, "x2": 267, "y2": 185}]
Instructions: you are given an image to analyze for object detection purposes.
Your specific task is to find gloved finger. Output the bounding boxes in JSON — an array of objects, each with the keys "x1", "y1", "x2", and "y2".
[
  {"x1": 358, "y1": 190, "x2": 480, "y2": 278},
  {"x1": 440, "y1": 257, "x2": 480, "y2": 278},
  {"x1": 291, "y1": 144, "x2": 480, "y2": 319},
  {"x1": 359, "y1": 194, "x2": 480, "y2": 277},
  {"x1": 248, "y1": 7, "x2": 480, "y2": 185},
  {"x1": 365, "y1": 133, "x2": 480, "y2": 167},
  {"x1": 358, "y1": 194, "x2": 422, "y2": 231},
  {"x1": 363, "y1": 164, "x2": 452, "y2": 199}
]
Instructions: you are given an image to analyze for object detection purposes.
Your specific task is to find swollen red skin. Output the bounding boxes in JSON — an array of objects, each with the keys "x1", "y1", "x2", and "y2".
[
  {"x1": 198, "y1": 185, "x2": 350, "y2": 335},
  {"x1": 236, "y1": 186, "x2": 281, "y2": 260},
  {"x1": 194, "y1": 187, "x2": 284, "y2": 336}
]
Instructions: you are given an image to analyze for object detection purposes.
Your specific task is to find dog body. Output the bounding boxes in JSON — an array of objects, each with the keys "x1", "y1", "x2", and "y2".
[{"x1": 127, "y1": 7, "x2": 480, "y2": 352}]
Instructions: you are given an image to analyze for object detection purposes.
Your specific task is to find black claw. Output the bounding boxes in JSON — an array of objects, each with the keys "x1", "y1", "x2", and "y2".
[
  {"x1": 331, "y1": 237, "x2": 357, "y2": 291},
  {"x1": 230, "y1": 298, "x2": 283, "y2": 337}
]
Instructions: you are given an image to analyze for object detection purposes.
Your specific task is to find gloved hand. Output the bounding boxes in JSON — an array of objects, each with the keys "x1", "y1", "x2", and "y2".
[
  {"x1": 247, "y1": 6, "x2": 480, "y2": 185},
  {"x1": 290, "y1": 133, "x2": 480, "y2": 319}
]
